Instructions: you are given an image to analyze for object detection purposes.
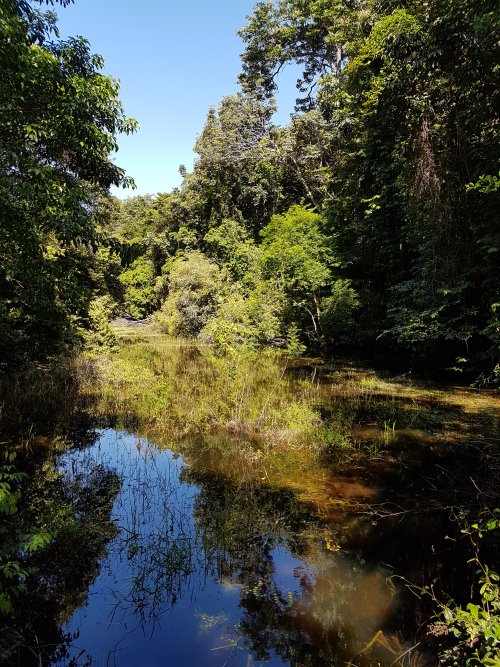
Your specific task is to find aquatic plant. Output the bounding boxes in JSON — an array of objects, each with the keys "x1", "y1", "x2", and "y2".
[{"x1": 78, "y1": 330, "x2": 334, "y2": 454}]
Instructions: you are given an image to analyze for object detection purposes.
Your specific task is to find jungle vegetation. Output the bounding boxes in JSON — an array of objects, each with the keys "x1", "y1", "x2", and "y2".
[
  {"x1": 0, "y1": 1, "x2": 499, "y2": 665},
  {"x1": 0, "y1": 0, "x2": 498, "y2": 382}
]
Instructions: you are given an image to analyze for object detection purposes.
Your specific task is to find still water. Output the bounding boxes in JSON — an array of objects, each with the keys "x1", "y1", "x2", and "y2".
[
  {"x1": 51, "y1": 427, "x2": 409, "y2": 667},
  {"x1": 7, "y1": 339, "x2": 495, "y2": 666}
]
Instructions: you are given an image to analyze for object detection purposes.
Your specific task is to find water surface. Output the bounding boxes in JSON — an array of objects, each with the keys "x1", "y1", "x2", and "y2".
[
  {"x1": 4, "y1": 339, "x2": 498, "y2": 666},
  {"x1": 49, "y1": 427, "x2": 411, "y2": 667}
]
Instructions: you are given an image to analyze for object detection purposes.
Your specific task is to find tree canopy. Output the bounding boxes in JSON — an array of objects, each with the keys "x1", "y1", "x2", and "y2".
[
  {"x1": 1, "y1": 0, "x2": 498, "y2": 381},
  {"x1": 0, "y1": 0, "x2": 136, "y2": 361}
]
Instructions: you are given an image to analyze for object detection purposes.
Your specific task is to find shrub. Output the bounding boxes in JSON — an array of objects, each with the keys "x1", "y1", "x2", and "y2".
[
  {"x1": 119, "y1": 256, "x2": 157, "y2": 319},
  {"x1": 81, "y1": 295, "x2": 117, "y2": 353},
  {"x1": 320, "y1": 279, "x2": 360, "y2": 344},
  {"x1": 153, "y1": 252, "x2": 225, "y2": 336},
  {"x1": 200, "y1": 281, "x2": 286, "y2": 350}
]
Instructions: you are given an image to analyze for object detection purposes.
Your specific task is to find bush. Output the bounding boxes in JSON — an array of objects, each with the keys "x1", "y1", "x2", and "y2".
[
  {"x1": 320, "y1": 279, "x2": 360, "y2": 344},
  {"x1": 428, "y1": 510, "x2": 500, "y2": 667},
  {"x1": 119, "y1": 256, "x2": 157, "y2": 319},
  {"x1": 81, "y1": 295, "x2": 117, "y2": 353},
  {"x1": 204, "y1": 219, "x2": 260, "y2": 281},
  {"x1": 153, "y1": 252, "x2": 225, "y2": 336},
  {"x1": 200, "y1": 281, "x2": 286, "y2": 350}
]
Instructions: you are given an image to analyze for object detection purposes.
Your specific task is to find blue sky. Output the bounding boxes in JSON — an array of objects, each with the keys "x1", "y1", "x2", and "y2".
[{"x1": 56, "y1": 0, "x2": 298, "y2": 198}]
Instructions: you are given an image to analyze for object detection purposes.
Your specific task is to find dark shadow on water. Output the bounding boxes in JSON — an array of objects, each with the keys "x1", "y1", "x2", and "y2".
[{"x1": 1, "y1": 453, "x2": 121, "y2": 667}]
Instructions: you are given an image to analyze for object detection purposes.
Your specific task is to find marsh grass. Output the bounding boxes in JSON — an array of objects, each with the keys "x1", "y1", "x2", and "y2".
[
  {"x1": 76, "y1": 329, "x2": 500, "y2": 459},
  {"x1": 71, "y1": 328, "x2": 500, "y2": 523},
  {"x1": 0, "y1": 358, "x2": 83, "y2": 444},
  {"x1": 78, "y1": 330, "x2": 334, "y2": 453},
  {"x1": 3, "y1": 328, "x2": 497, "y2": 474},
  {"x1": 312, "y1": 362, "x2": 500, "y2": 445}
]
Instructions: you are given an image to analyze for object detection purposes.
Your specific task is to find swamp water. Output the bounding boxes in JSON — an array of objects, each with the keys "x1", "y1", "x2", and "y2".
[
  {"x1": 2, "y1": 334, "x2": 499, "y2": 666},
  {"x1": 49, "y1": 429, "x2": 404, "y2": 667}
]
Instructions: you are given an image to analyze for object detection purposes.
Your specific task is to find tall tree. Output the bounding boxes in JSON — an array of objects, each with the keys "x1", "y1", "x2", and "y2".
[
  {"x1": 238, "y1": 0, "x2": 355, "y2": 110},
  {"x1": 0, "y1": 0, "x2": 137, "y2": 361},
  {"x1": 239, "y1": 0, "x2": 500, "y2": 372}
]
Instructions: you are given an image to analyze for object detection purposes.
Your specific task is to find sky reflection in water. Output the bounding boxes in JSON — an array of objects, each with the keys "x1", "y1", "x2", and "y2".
[{"x1": 55, "y1": 428, "x2": 406, "y2": 667}]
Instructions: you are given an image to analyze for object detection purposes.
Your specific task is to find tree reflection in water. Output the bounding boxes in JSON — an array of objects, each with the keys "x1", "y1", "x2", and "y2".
[
  {"x1": 1, "y1": 452, "x2": 121, "y2": 666},
  {"x1": 4, "y1": 427, "x2": 422, "y2": 667},
  {"x1": 185, "y1": 467, "x2": 408, "y2": 667}
]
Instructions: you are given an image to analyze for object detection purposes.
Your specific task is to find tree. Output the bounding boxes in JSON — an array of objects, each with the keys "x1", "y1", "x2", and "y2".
[
  {"x1": 260, "y1": 205, "x2": 357, "y2": 343},
  {"x1": 0, "y1": 0, "x2": 137, "y2": 362},
  {"x1": 172, "y1": 92, "x2": 335, "y2": 248},
  {"x1": 190, "y1": 94, "x2": 281, "y2": 236},
  {"x1": 321, "y1": 0, "x2": 499, "y2": 363},
  {"x1": 239, "y1": 0, "x2": 500, "y2": 372},
  {"x1": 119, "y1": 256, "x2": 157, "y2": 319},
  {"x1": 238, "y1": 0, "x2": 354, "y2": 110},
  {"x1": 154, "y1": 252, "x2": 225, "y2": 337}
]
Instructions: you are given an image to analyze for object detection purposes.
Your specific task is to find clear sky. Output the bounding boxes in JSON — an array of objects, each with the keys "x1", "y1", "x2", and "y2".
[{"x1": 56, "y1": 0, "x2": 298, "y2": 198}]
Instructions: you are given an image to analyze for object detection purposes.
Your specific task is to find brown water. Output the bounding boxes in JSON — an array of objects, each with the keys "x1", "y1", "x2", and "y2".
[{"x1": 1, "y1": 342, "x2": 499, "y2": 667}]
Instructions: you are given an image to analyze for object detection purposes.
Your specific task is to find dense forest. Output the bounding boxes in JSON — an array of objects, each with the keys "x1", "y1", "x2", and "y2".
[
  {"x1": 1, "y1": 0, "x2": 498, "y2": 382},
  {"x1": 0, "y1": 1, "x2": 499, "y2": 666}
]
